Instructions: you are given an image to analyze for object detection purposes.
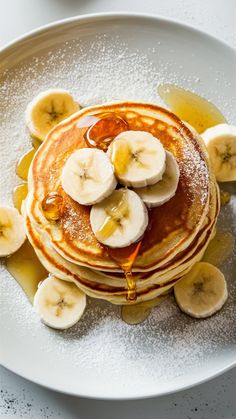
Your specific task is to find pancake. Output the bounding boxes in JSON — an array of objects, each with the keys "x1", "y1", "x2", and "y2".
[
  {"x1": 24, "y1": 101, "x2": 219, "y2": 304},
  {"x1": 27, "y1": 102, "x2": 211, "y2": 273},
  {"x1": 24, "y1": 187, "x2": 218, "y2": 304},
  {"x1": 25, "y1": 158, "x2": 219, "y2": 303}
]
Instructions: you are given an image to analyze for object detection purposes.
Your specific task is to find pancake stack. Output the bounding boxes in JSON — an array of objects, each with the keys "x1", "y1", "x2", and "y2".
[{"x1": 24, "y1": 102, "x2": 220, "y2": 305}]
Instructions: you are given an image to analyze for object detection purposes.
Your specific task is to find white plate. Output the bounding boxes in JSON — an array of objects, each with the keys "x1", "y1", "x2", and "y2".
[{"x1": 0, "y1": 13, "x2": 235, "y2": 399}]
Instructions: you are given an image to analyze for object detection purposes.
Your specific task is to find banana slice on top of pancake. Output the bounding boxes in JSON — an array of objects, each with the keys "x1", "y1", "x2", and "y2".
[
  {"x1": 135, "y1": 151, "x2": 180, "y2": 207},
  {"x1": 174, "y1": 262, "x2": 228, "y2": 318},
  {"x1": 108, "y1": 130, "x2": 166, "y2": 188},
  {"x1": 34, "y1": 276, "x2": 86, "y2": 330},
  {"x1": 90, "y1": 188, "x2": 148, "y2": 248},
  {"x1": 61, "y1": 148, "x2": 117, "y2": 205},
  {"x1": 25, "y1": 89, "x2": 80, "y2": 141},
  {"x1": 201, "y1": 124, "x2": 236, "y2": 182}
]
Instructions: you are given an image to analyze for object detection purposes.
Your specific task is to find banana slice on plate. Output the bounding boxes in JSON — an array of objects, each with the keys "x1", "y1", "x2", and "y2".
[
  {"x1": 61, "y1": 148, "x2": 117, "y2": 205},
  {"x1": 90, "y1": 188, "x2": 148, "y2": 248},
  {"x1": 135, "y1": 151, "x2": 180, "y2": 207},
  {"x1": 34, "y1": 276, "x2": 86, "y2": 330},
  {"x1": 108, "y1": 130, "x2": 166, "y2": 188},
  {"x1": 0, "y1": 207, "x2": 26, "y2": 257},
  {"x1": 174, "y1": 262, "x2": 228, "y2": 318},
  {"x1": 201, "y1": 124, "x2": 236, "y2": 182},
  {"x1": 25, "y1": 89, "x2": 80, "y2": 141}
]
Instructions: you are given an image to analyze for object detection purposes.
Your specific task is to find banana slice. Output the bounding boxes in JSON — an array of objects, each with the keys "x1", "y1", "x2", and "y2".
[
  {"x1": 90, "y1": 188, "x2": 148, "y2": 248},
  {"x1": 25, "y1": 89, "x2": 80, "y2": 141},
  {"x1": 34, "y1": 276, "x2": 86, "y2": 330},
  {"x1": 135, "y1": 151, "x2": 180, "y2": 207},
  {"x1": 201, "y1": 124, "x2": 236, "y2": 182},
  {"x1": 108, "y1": 130, "x2": 166, "y2": 188},
  {"x1": 174, "y1": 262, "x2": 228, "y2": 318},
  {"x1": 0, "y1": 207, "x2": 26, "y2": 257},
  {"x1": 61, "y1": 148, "x2": 117, "y2": 205}
]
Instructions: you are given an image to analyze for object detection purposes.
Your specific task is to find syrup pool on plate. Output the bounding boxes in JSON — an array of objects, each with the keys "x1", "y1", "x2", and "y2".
[
  {"x1": 202, "y1": 230, "x2": 235, "y2": 267},
  {"x1": 121, "y1": 294, "x2": 169, "y2": 325},
  {"x1": 16, "y1": 148, "x2": 36, "y2": 181},
  {"x1": 6, "y1": 240, "x2": 48, "y2": 303},
  {"x1": 13, "y1": 183, "x2": 28, "y2": 213},
  {"x1": 9, "y1": 137, "x2": 49, "y2": 302},
  {"x1": 158, "y1": 84, "x2": 226, "y2": 133}
]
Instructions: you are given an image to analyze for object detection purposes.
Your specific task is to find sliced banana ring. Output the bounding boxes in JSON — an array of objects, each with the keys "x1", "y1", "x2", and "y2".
[
  {"x1": 108, "y1": 130, "x2": 166, "y2": 188},
  {"x1": 61, "y1": 148, "x2": 117, "y2": 205},
  {"x1": 201, "y1": 123, "x2": 236, "y2": 182},
  {"x1": 34, "y1": 276, "x2": 86, "y2": 330},
  {"x1": 174, "y1": 262, "x2": 228, "y2": 318},
  {"x1": 25, "y1": 89, "x2": 80, "y2": 141},
  {"x1": 0, "y1": 206, "x2": 26, "y2": 257},
  {"x1": 90, "y1": 188, "x2": 148, "y2": 248},
  {"x1": 135, "y1": 151, "x2": 180, "y2": 207}
]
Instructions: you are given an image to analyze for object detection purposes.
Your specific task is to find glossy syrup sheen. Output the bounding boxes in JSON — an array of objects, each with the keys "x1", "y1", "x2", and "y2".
[
  {"x1": 9, "y1": 136, "x2": 47, "y2": 302},
  {"x1": 202, "y1": 230, "x2": 235, "y2": 267},
  {"x1": 107, "y1": 242, "x2": 142, "y2": 301},
  {"x1": 41, "y1": 192, "x2": 64, "y2": 221},
  {"x1": 16, "y1": 148, "x2": 36, "y2": 180},
  {"x1": 121, "y1": 293, "x2": 169, "y2": 324},
  {"x1": 158, "y1": 84, "x2": 226, "y2": 133},
  {"x1": 85, "y1": 112, "x2": 129, "y2": 151},
  {"x1": 6, "y1": 239, "x2": 48, "y2": 303},
  {"x1": 13, "y1": 183, "x2": 28, "y2": 213}
]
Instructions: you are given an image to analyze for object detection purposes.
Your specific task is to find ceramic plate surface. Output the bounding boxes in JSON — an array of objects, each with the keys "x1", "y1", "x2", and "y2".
[{"x1": 0, "y1": 13, "x2": 235, "y2": 399}]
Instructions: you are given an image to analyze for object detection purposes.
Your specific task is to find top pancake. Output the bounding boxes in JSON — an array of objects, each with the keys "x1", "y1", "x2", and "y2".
[{"x1": 27, "y1": 101, "x2": 210, "y2": 272}]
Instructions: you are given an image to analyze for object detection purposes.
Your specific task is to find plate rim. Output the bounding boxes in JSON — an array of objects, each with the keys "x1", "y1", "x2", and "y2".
[
  {"x1": 0, "y1": 12, "x2": 235, "y2": 400},
  {"x1": 0, "y1": 11, "x2": 235, "y2": 56}
]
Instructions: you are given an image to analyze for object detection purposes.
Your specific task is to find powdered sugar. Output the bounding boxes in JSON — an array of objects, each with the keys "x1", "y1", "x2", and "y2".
[{"x1": 0, "y1": 31, "x2": 236, "y2": 396}]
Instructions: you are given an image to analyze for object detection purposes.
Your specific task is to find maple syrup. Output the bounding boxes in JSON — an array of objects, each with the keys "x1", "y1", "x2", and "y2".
[
  {"x1": 16, "y1": 148, "x2": 36, "y2": 180},
  {"x1": 31, "y1": 136, "x2": 42, "y2": 150},
  {"x1": 111, "y1": 139, "x2": 131, "y2": 176},
  {"x1": 96, "y1": 189, "x2": 129, "y2": 240},
  {"x1": 96, "y1": 188, "x2": 140, "y2": 301},
  {"x1": 6, "y1": 239, "x2": 48, "y2": 303},
  {"x1": 85, "y1": 113, "x2": 129, "y2": 151},
  {"x1": 220, "y1": 189, "x2": 231, "y2": 206},
  {"x1": 13, "y1": 183, "x2": 28, "y2": 213},
  {"x1": 158, "y1": 84, "x2": 226, "y2": 133},
  {"x1": 108, "y1": 241, "x2": 142, "y2": 302},
  {"x1": 202, "y1": 230, "x2": 235, "y2": 266},
  {"x1": 121, "y1": 294, "x2": 169, "y2": 324},
  {"x1": 41, "y1": 192, "x2": 64, "y2": 221}
]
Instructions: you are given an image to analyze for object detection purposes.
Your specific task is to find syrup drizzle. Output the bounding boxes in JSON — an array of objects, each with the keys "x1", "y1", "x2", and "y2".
[
  {"x1": 85, "y1": 112, "x2": 140, "y2": 301},
  {"x1": 107, "y1": 241, "x2": 142, "y2": 301}
]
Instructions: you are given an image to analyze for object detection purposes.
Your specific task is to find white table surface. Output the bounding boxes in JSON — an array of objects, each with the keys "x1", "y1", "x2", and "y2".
[{"x1": 0, "y1": 1, "x2": 235, "y2": 418}]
